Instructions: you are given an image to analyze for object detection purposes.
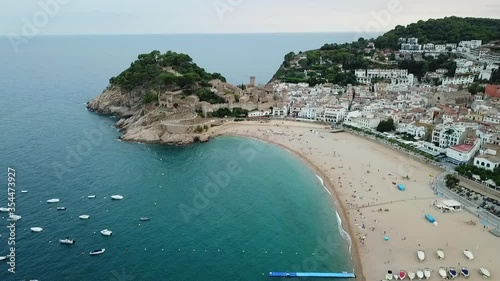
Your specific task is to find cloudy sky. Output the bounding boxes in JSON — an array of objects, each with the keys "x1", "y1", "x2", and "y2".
[{"x1": 2, "y1": 0, "x2": 500, "y2": 35}]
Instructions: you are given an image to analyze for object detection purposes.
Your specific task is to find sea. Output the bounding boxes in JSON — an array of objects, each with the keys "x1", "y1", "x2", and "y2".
[{"x1": 0, "y1": 33, "x2": 369, "y2": 281}]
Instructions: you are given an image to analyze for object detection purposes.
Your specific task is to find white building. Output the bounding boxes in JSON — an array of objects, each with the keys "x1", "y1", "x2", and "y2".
[
  {"x1": 474, "y1": 155, "x2": 500, "y2": 171},
  {"x1": 445, "y1": 139, "x2": 481, "y2": 163},
  {"x1": 298, "y1": 106, "x2": 318, "y2": 120},
  {"x1": 272, "y1": 106, "x2": 288, "y2": 117},
  {"x1": 344, "y1": 111, "x2": 381, "y2": 129},
  {"x1": 248, "y1": 110, "x2": 271, "y2": 118},
  {"x1": 323, "y1": 106, "x2": 347, "y2": 124},
  {"x1": 355, "y1": 69, "x2": 414, "y2": 86},
  {"x1": 441, "y1": 75, "x2": 474, "y2": 86},
  {"x1": 432, "y1": 125, "x2": 470, "y2": 148}
]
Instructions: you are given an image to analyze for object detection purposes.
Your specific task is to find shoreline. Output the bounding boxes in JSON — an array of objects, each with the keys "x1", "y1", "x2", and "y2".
[{"x1": 215, "y1": 130, "x2": 365, "y2": 281}]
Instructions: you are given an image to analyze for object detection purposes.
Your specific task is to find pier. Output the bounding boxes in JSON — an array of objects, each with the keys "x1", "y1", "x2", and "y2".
[{"x1": 269, "y1": 272, "x2": 356, "y2": 278}]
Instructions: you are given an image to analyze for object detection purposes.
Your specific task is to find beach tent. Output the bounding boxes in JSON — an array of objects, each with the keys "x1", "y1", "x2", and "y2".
[{"x1": 397, "y1": 184, "x2": 406, "y2": 191}]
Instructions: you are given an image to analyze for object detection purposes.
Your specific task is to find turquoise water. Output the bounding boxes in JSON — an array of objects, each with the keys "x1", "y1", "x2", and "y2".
[{"x1": 0, "y1": 34, "x2": 355, "y2": 280}]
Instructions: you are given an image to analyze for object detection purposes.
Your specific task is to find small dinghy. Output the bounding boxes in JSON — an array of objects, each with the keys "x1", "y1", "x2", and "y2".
[
  {"x1": 463, "y1": 249, "x2": 474, "y2": 260},
  {"x1": 408, "y1": 270, "x2": 415, "y2": 280},
  {"x1": 59, "y1": 237, "x2": 75, "y2": 244},
  {"x1": 385, "y1": 270, "x2": 394, "y2": 280},
  {"x1": 100, "y1": 229, "x2": 112, "y2": 236},
  {"x1": 57, "y1": 207, "x2": 66, "y2": 211},
  {"x1": 89, "y1": 248, "x2": 105, "y2": 256},
  {"x1": 0, "y1": 207, "x2": 10, "y2": 212},
  {"x1": 21, "y1": 190, "x2": 28, "y2": 193},
  {"x1": 436, "y1": 248, "x2": 445, "y2": 260},
  {"x1": 424, "y1": 268, "x2": 431, "y2": 279},
  {"x1": 417, "y1": 250, "x2": 425, "y2": 262},
  {"x1": 0, "y1": 256, "x2": 6, "y2": 261},
  {"x1": 399, "y1": 270, "x2": 407, "y2": 280},
  {"x1": 88, "y1": 195, "x2": 96, "y2": 199},
  {"x1": 438, "y1": 267, "x2": 447, "y2": 279},
  {"x1": 8, "y1": 215, "x2": 22, "y2": 221},
  {"x1": 140, "y1": 217, "x2": 150, "y2": 221},
  {"x1": 47, "y1": 198, "x2": 60, "y2": 203},
  {"x1": 416, "y1": 269, "x2": 424, "y2": 280},
  {"x1": 394, "y1": 274, "x2": 399, "y2": 280},
  {"x1": 460, "y1": 267, "x2": 469, "y2": 278},
  {"x1": 30, "y1": 227, "x2": 43, "y2": 232},
  {"x1": 479, "y1": 267, "x2": 490, "y2": 278},
  {"x1": 111, "y1": 195, "x2": 123, "y2": 200},
  {"x1": 448, "y1": 267, "x2": 457, "y2": 279},
  {"x1": 79, "y1": 214, "x2": 90, "y2": 220}
]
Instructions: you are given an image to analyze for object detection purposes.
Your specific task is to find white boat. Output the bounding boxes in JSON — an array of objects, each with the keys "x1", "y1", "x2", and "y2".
[
  {"x1": 463, "y1": 249, "x2": 474, "y2": 260},
  {"x1": 59, "y1": 237, "x2": 75, "y2": 244},
  {"x1": 438, "y1": 267, "x2": 447, "y2": 279},
  {"x1": 479, "y1": 267, "x2": 491, "y2": 278},
  {"x1": 30, "y1": 227, "x2": 43, "y2": 232},
  {"x1": 416, "y1": 269, "x2": 424, "y2": 280},
  {"x1": 424, "y1": 268, "x2": 431, "y2": 279},
  {"x1": 79, "y1": 214, "x2": 90, "y2": 220},
  {"x1": 460, "y1": 267, "x2": 469, "y2": 278},
  {"x1": 8, "y1": 215, "x2": 22, "y2": 221},
  {"x1": 436, "y1": 248, "x2": 445, "y2": 260},
  {"x1": 110, "y1": 195, "x2": 123, "y2": 200},
  {"x1": 385, "y1": 272, "x2": 394, "y2": 280},
  {"x1": 448, "y1": 267, "x2": 458, "y2": 279},
  {"x1": 21, "y1": 190, "x2": 28, "y2": 193},
  {"x1": 56, "y1": 207, "x2": 66, "y2": 211},
  {"x1": 0, "y1": 256, "x2": 6, "y2": 261},
  {"x1": 417, "y1": 250, "x2": 425, "y2": 262},
  {"x1": 394, "y1": 274, "x2": 399, "y2": 280},
  {"x1": 89, "y1": 248, "x2": 105, "y2": 255},
  {"x1": 0, "y1": 207, "x2": 10, "y2": 212},
  {"x1": 100, "y1": 229, "x2": 112, "y2": 236},
  {"x1": 88, "y1": 195, "x2": 96, "y2": 199},
  {"x1": 47, "y1": 198, "x2": 60, "y2": 203},
  {"x1": 408, "y1": 271, "x2": 415, "y2": 280}
]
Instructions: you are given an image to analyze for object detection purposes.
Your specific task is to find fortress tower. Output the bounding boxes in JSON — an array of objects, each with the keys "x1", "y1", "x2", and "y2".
[{"x1": 249, "y1": 76, "x2": 256, "y2": 87}]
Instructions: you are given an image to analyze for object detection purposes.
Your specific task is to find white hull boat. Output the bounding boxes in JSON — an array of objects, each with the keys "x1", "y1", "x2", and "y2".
[
  {"x1": 448, "y1": 267, "x2": 458, "y2": 279},
  {"x1": 463, "y1": 249, "x2": 474, "y2": 260},
  {"x1": 21, "y1": 190, "x2": 28, "y2": 193},
  {"x1": 79, "y1": 215, "x2": 90, "y2": 220},
  {"x1": 89, "y1": 248, "x2": 105, "y2": 255},
  {"x1": 59, "y1": 237, "x2": 75, "y2": 244},
  {"x1": 47, "y1": 198, "x2": 60, "y2": 203},
  {"x1": 416, "y1": 269, "x2": 424, "y2": 280},
  {"x1": 417, "y1": 250, "x2": 425, "y2": 262},
  {"x1": 30, "y1": 227, "x2": 43, "y2": 232},
  {"x1": 408, "y1": 271, "x2": 415, "y2": 280},
  {"x1": 8, "y1": 215, "x2": 22, "y2": 221},
  {"x1": 424, "y1": 268, "x2": 431, "y2": 279},
  {"x1": 436, "y1": 249, "x2": 445, "y2": 260},
  {"x1": 479, "y1": 267, "x2": 490, "y2": 278},
  {"x1": 56, "y1": 207, "x2": 66, "y2": 211},
  {"x1": 100, "y1": 229, "x2": 112, "y2": 236},
  {"x1": 111, "y1": 195, "x2": 123, "y2": 200},
  {"x1": 394, "y1": 274, "x2": 399, "y2": 280},
  {"x1": 438, "y1": 267, "x2": 447, "y2": 279},
  {"x1": 385, "y1": 272, "x2": 394, "y2": 280},
  {"x1": 460, "y1": 267, "x2": 469, "y2": 278},
  {"x1": 0, "y1": 256, "x2": 6, "y2": 261},
  {"x1": 88, "y1": 195, "x2": 96, "y2": 199},
  {"x1": 0, "y1": 207, "x2": 10, "y2": 212}
]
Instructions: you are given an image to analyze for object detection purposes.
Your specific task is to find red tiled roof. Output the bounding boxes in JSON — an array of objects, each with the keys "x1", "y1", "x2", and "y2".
[
  {"x1": 451, "y1": 144, "x2": 474, "y2": 153},
  {"x1": 485, "y1": 85, "x2": 500, "y2": 98}
]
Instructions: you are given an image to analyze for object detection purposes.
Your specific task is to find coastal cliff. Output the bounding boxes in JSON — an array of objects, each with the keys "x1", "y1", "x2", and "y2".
[{"x1": 87, "y1": 50, "x2": 235, "y2": 145}]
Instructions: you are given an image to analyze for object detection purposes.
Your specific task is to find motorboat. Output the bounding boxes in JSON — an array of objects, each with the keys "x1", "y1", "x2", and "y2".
[
  {"x1": 0, "y1": 207, "x2": 10, "y2": 212},
  {"x1": 111, "y1": 195, "x2": 123, "y2": 200},
  {"x1": 416, "y1": 269, "x2": 424, "y2": 280},
  {"x1": 140, "y1": 217, "x2": 150, "y2": 221},
  {"x1": 448, "y1": 267, "x2": 458, "y2": 279},
  {"x1": 399, "y1": 270, "x2": 407, "y2": 280},
  {"x1": 30, "y1": 227, "x2": 43, "y2": 232},
  {"x1": 424, "y1": 268, "x2": 431, "y2": 279},
  {"x1": 436, "y1": 248, "x2": 445, "y2": 260},
  {"x1": 21, "y1": 190, "x2": 28, "y2": 193},
  {"x1": 100, "y1": 229, "x2": 112, "y2": 236},
  {"x1": 0, "y1": 256, "x2": 6, "y2": 261},
  {"x1": 417, "y1": 250, "x2": 425, "y2": 262},
  {"x1": 385, "y1": 270, "x2": 394, "y2": 280},
  {"x1": 479, "y1": 267, "x2": 490, "y2": 278},
  {"x1": 438, "y1": 267, "x2": 447, "y2": 279},
  {"x1": 79, "y1": 214, "x2": 90, "y2": 220},
  {"x1": 8, "y1": 215, "x2": 22, "y2": 221},
  {"x1": 47, "y1": 198, "x2": 60, "y2": 203},
  {"x1": 463, "y1": 249, "x2": 474, "y2": 260},
  {"x1": 460, "y1": 267, "x2": 469, "y2": 278},
  {"x1": 89, "y1": 248, "x2": 105, "y2": 256},
  {"x1": 88, "y1": 195, "x2": 96, "y2": 199},
  {"x1": 408, "y1": 270, "x2": 415, "y2": 280},
  {"x1": 59, "y1": 237, "x2": 75, "y2": 245},
  {"x1": 57, "y1": 207, "x2": 66, "y2": 211}
]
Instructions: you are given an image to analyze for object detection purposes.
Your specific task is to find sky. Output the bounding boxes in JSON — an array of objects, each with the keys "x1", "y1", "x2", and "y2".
[{"x1": 2, "y1": 0, "x2": 500, "y2": 36}]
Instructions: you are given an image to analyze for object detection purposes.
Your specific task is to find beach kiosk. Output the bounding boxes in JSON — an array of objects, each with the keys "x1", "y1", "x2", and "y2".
[{"x1": 397, "y1": 183, "x2": 406, "y2": 191}]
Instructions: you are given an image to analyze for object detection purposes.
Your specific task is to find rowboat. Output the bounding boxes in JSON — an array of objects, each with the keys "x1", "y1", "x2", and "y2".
[
  {"x1": 479, "y1": 267, "x2": 490, "y2": 278},
  {"x1": 416, "y1": 269, "x2": 424, "y2": 280},
  {"x1": 424, "y1": 268, "x2": 431, "y2": 279},
  {"x1": 460, "y1": 267, "x2": 469, "y2": 278},
  {"x1": 463, "y1": 249, "x2": 474, "y2": 260},
  {"x1": 417, "y1": 250, "x2": 425, "y2": 262},
  {"x1": 408, "y1": 271, "x2": 415, "y2": 280},
  {"x1": 400, "y1": 270, "x2": 407, "y2": 280},
  {"x1": 438, "y1": 267, "x2": 447, "y2": 279},
  {"x1": 436, "y1": 248, "x2": 445, "y2": 260},
  {"x1": 448, "y1": 267, "x2": 458, "y2": 279}
]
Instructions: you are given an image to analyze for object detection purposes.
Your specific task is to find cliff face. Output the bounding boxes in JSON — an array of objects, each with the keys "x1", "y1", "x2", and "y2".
[{"x1": 87, "y1": 86, "x2": 211, "y2": 145}]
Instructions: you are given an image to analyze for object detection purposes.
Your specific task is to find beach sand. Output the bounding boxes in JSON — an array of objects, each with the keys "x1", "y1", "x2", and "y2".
[{"x1": 212, "y1": 120, "x2": 499, "y2": 281}]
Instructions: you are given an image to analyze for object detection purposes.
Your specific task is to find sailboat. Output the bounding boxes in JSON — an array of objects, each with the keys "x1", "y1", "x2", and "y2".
[
  {"x1": 399, "y1": 270, "x2": 407, "y2": 280},
  {"x1": 417, "y1": 250, "x2": 425, "y2": 262},
  {"x1": 448, "y1": 267, "x2": 458, "y2": 279},
  {"x1": 463, "y1": 249, "x2": 474, "y2": 260},
  {"x1": 436, "y1": 248, "x2": 445, "y2": 260},
  {"x1": 424, "y1": 268, "x2": 431, "y2": 279},
  {"x1": 438, "y1": 267, "x2": 447, "y2": 279},
  {"x1": 460, "y1": 267, "x2": 469, "y2": 278},
  {"x1": 408, "y1": 271, "x2": 415, "y2": 280},
  {"x1": 416, "y1": 269, "x2": 424, "y2": 280}
]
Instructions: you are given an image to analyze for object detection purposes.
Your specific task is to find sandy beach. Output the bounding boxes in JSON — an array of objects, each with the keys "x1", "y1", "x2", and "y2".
[{"x1": 212, "y1": 120, "x2": 499, "y2": 281}]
